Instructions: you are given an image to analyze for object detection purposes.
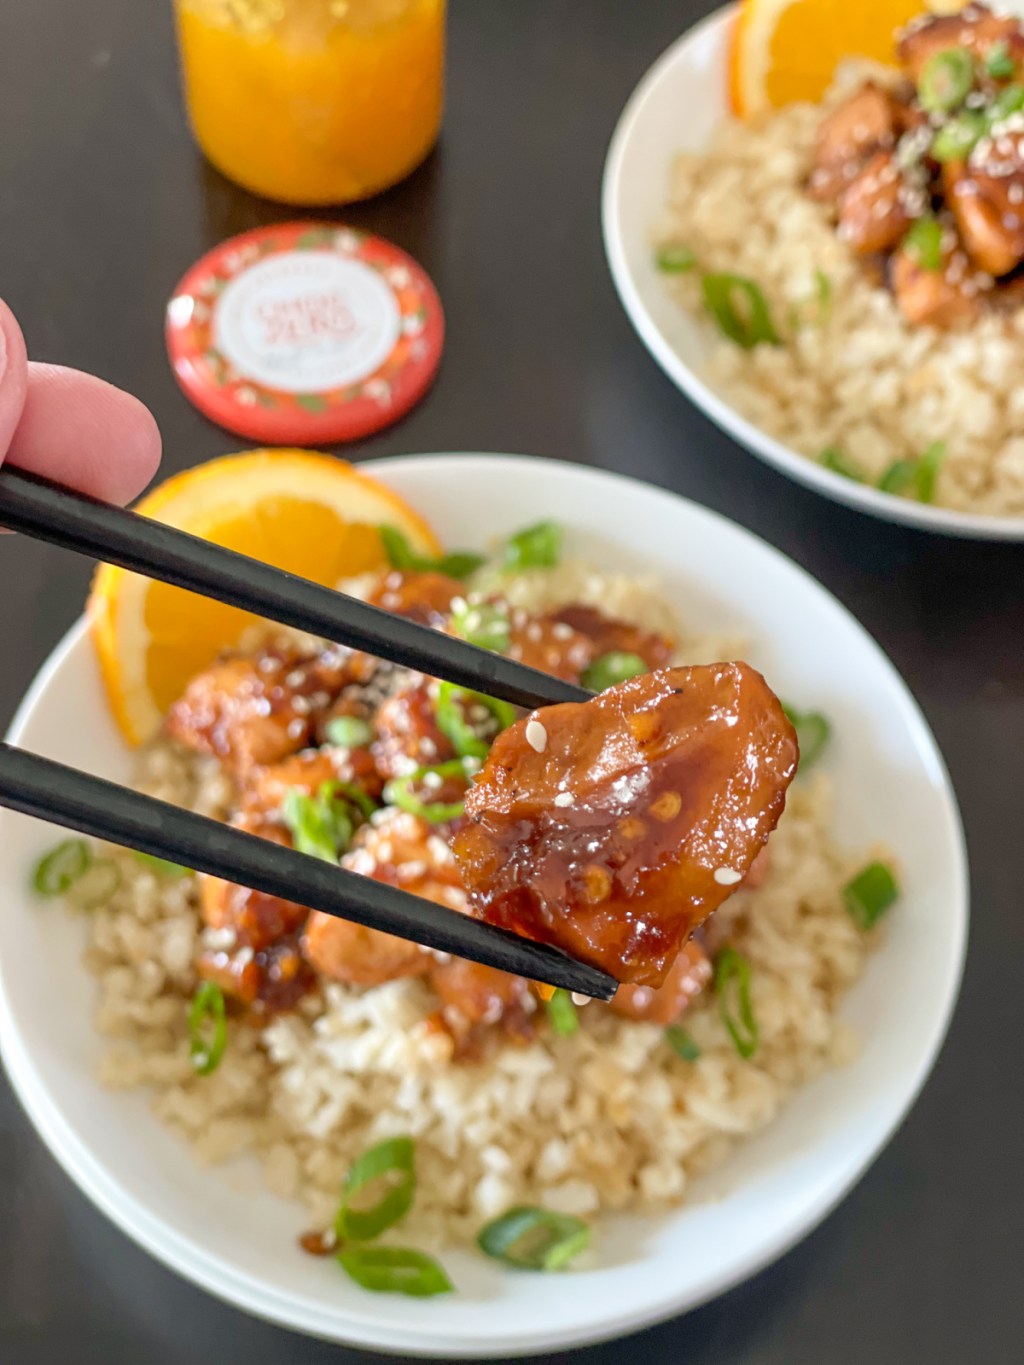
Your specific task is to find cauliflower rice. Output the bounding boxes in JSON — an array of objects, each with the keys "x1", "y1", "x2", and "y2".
[
  {"x1": 658, "y1": 81, "x2": 1024, "y2": 518},
  {"x1": 79, "y1": 562, "x2": 873, "y2": 1248}
]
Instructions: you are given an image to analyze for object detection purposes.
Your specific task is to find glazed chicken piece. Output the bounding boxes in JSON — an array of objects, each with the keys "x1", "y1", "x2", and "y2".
[
  {"x1": 454, "y1": 662, "x2": 798, "y2": 987},
  {"x1": 837, "y1": 151, "x2": 914, "y2": 255},
  {"x1": 372, "y1": 678, "x2": 455, "y2": 779},
  {"x1": 609, "y1": 940, "x2": 712, "y2": 1025},
  {"x1": 303, "y1": 809, "x2": 465, "y2": 986},
  {"x1": 197, "y1": 811, "x2": 316, "y2": 1012},
  {"x1": 166, "y1": 644, "x2": 366, "y2": 778},
  {"x1": 547, "y1": 603, "x2": 674, "y2": 672},
  {"x1": 369, "y1": 569, "x2": 464, "y2": 626},
  {"x1": 243, "y1": 744, "x2": 384, "y2": 811},
  {"x1": 943, "y1": 144, "x2": 1024, "y2": 277},
  {"x1": 506, "y1": 611, "x2": 596, "y2": 683},
  {"x1": 809, "y1": 83, "x2": 903, "y2": 202},
  {"x1": 430, "y1": 958, "x2": 536, "y2": 1050},
  {"x1": 897, "y1": 5, "x2": 1024, "y2": 83},
  {"x1": 890, "y1": 228, "x2": 981, "y2": 327}
]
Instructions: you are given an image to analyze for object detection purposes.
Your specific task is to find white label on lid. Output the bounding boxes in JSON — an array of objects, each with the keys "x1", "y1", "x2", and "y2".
[{"x1": 213, "y1": 251, "x2": 401, "y2": 394}]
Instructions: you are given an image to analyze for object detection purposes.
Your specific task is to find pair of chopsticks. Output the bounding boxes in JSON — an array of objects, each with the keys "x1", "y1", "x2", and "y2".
[{"x1": 0, "y1": 465, "x2": 613, "y2": 1000}]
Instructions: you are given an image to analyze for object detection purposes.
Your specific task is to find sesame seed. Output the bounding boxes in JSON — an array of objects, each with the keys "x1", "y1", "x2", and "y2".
[
  {"x1": 554, "y1": 791, "x2": 575, "y2": 807},
  {"x1": 570, "y1": 992, "x2": 592, "y2": 1007},
  {"x1": 714, "y1": 867, "x2": 743, "y2": 886},
  {"x1": 552, "y1": 623, "x2": 574, "y2": 640},
  {"x1": 235, "y1": 945, "x2": 255, "y2": 966},
  {"x1": 526, "y1": 720, "x2": 547, "y2": 753}
]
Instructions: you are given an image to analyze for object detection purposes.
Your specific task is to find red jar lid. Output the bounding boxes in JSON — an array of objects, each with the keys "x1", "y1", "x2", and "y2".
[{"x1": 165, "y1": 222, "x2": 444, "y2": 445}]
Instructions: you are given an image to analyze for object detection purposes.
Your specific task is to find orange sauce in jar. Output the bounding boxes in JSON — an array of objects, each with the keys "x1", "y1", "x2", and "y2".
[{"x1": 174, "y1": 0, "x2": 445, "y2": 205}]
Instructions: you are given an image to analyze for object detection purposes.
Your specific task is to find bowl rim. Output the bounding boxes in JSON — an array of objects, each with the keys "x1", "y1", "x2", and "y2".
[
  {"x1": 601, "y1": 2, "x2": 1024, "y2": 542},
  {"x1": 0, "y1": 452, "x2": 970, "y2": 1354}
]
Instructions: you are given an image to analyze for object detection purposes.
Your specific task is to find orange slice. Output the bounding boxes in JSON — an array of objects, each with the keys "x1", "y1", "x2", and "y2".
[
  {"x1": 729, "y1": 0, "x2": 937, "y2": 117},
  {"x1": 88, "y1": 449, "x2": 443, "y2": 745}
]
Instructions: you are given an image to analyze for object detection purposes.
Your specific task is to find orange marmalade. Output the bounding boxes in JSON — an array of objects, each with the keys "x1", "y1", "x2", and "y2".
[{"x1": 174, "y1": 0, "x2": 445, "y2": 204}]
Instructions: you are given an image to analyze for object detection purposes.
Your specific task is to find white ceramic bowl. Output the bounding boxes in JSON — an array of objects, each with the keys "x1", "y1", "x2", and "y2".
[
  {"x1": 602, "y1": 4, "x2": 1024, "y2": 541},
  {"x1": 0, "y1": 455, "x2": 967, "y2": 1355}
]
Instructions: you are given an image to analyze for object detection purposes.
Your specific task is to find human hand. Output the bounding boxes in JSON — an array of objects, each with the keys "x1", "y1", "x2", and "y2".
[{"x1": 0, "y1": 298, "x2": 160, "y2": 504}]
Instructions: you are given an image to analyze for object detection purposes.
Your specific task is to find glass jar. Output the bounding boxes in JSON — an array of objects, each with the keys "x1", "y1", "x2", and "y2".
[{"x1": 173, "y1": 0, "x2": 445, "y2": 205}]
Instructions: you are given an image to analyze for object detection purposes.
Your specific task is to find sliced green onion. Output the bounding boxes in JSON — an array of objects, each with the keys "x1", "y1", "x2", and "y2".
[
  {"x1": 378, "y1": 525, "x2": 484, "y2": 581},
  {"x1": 545, "y1": 988, "x2": 579, "y2": 1036},
  {"x1": 337, "y1": 1246, "x2": 453, "y2": 1297},
  {"x1": 989, "y1": 81, "x2": 1024, "y2": 122},
  {"x1": 383, "y1": 759, "x2": 472, "y2": 824},
  {"x1": 335, "y1": 1136, "x2": 416, "y2": 1242},
  {"x1": 701, "y1": 273, "x2": 780, "y2": 349},
  {"x1": 665, "y1": 1026, "x2": 701, "y2": 1062},
  {"x1": 782, "y1": 704, "x2": 831, "y2": 769},
  {"x1": 985, "y1": 39, "x2": 1016, "y2": 81},
  {"x1": 134, "y1": 851, "x2": 191, "y2": 878},
  {"x1": 655, "y1": 243, "x2": 697, "y2": 273},
  {"x1": 878, "y1": 458, "x2": 918, "y2": 495},
  {"x1": 66, "y1": 859, "x2": 122, "y2": 910},
  {"x1": 478, "y1": 1206, "x2": 589, "y2": 1271},
  {"x1": 581, "y1": 651, "x2": 647, "y2": 692},
  {"x1": 281, "y1": 787, "x2": 350, "y2": 862},
  {"x1": 903, "y1": 217, "x2": 943, "y2": 272},
  {"x1": 918, "y1": 48, "x2": 974, "y2": 114},
  {"x1": 32, "y1": 838, "x2": 91, "y2": 897},
  {"x1": 325, "y1": 715, "x2": 374, "y2": 748},
  {"x1": 932, "y1": 110, "x2": 987, "y2": 162},
  {"x1": 436, "y1": 681, "x2": 516, "y2": 759},
  {"x1": 503, "y1": 520, "x2": 563, "y2": 571},
  {"x1": 843, "y1": 861, "x2": 899, "y2": 930},
  {"x1": 915, "y1": 440, "x2": 947, "y2": 504},
  {"x1": 330, "y1": 780, "x2": 378, "y2": 822},
  {"x1": 819, "y1": 446, "x2": 864, "y2": 482},
  {"x1": 814, "y1": 267, "x2": 832, "y2": 320},
  {"x1": 188, "y1": 981, "x2": 227, "y2": 1076},
  {"x1": 714, "y1": 947, "x2": 758, "y2": 1060},
  {"x1": 451, "y1": 598, "x2": 511, "y2": 654}
]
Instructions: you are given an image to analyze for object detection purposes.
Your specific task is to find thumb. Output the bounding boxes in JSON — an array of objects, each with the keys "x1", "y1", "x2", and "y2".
[{"x1": 0, "y1": 299, "x2": 29, "y2": 466}]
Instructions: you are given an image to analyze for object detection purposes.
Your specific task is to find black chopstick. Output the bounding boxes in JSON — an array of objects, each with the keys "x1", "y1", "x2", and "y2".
[
  {"x1": 0, "y1": 743, "x2": 616, "y2": 1000},
  {"x1": 0, "y1": 466, "x2": 590, "y2": 710}
]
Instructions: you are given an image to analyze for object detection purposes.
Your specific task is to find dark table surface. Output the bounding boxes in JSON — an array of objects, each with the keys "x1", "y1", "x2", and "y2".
[{"x1": 1, "y1": 1, "x2": 1022, "y2": 1361}]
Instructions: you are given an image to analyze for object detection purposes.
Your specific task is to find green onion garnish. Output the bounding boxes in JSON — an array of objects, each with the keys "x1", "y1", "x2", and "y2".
[
  {"x1": 878, "y1": 458, "x2": 918, "y2": 495},
  {"x1": 188, "y1": 981, "x2": 227, "y2": 1076},
  {"x1": 714, "y1": 947, "x2": 758, "y2": 1060},
  {"x1": 915, "y1": 440, "x2": 947, "y2": 504},
  {"x1": 383, "y1": 759, "x2": 473, "y2": 824},
  {"x1": 581, "y1": 651, "x2": 647, "y2": 693},
  {"x1": 701, "y1": 273, "x2": 780, "y2": 349},
  {"x1": 918, "y1": 48, "x2": 974, "y2": 114},
  {"x1": 331, "y1": 780, "x2": 378, "y2": 822},
  {"x1": 545, "y1": 988, "x2": 579, "y2": 1036},
  {"x1": 66, "y1": 859, "x2": 122, "y2": 910},
  {"x1": 335, "y1": 1136, "x2": 416, "y2": 1242},
  {"x1": 782, "y1": 704, "x2": 831, "y2": 769},
  {"x1": 281, "y1": 785, "x2": 351, "y2": 863},
  {"x1": 378, "y1": 525, "x2": 484, "y2": 581},
  {"x1": 989, "y1": 81, "x2": 1024, "y2": 122},
  {"x1": 325, "y1": 715, "x2": 374, "y2": 749},
  {"x1": 843, "y1": 861, "x2": 899, "y2": 930},
  {"x1": 985, "y1": 40, "x2": 1016, "y2": 81},
  {"x1": 503, "y1": 520, "x2": 563, "y2": 571},
  {"x1": 451, "y1": 598, "x2": 511, "y2": 654},
  {"x1": 655, "y1": 243, "x2": 697, "y2": 273},
  {"x1": 477, "y1": 1206, "x2": 590, "y2": 1271},
  {"x1": 435, "y1": 681, "x2": 516, "y2": 760},
  {"x1": 337, "y1": 1246, "x2": 453, "y2": 1297},
  {"x1": 814, "y1": 268, "x2": 832, "y2": 320},
  {"x1": 932, "y1": 110, "x2": 987, "y2": 162},
  {"x1": 819, "y1": 446, "x2": 864, "y2": 482},
  {"x1": 903, "y1": 217, "x2": 943, "y2": 272},
  {"x1": 665, "y1": 1026, "x2": 701, "y2": 1062},
  {"x1": 134, "y1": 851, "x2": 190, "y2": 878},
  {"x1": 32, "y1": 838, "x2": 91, "y2": 897}
]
